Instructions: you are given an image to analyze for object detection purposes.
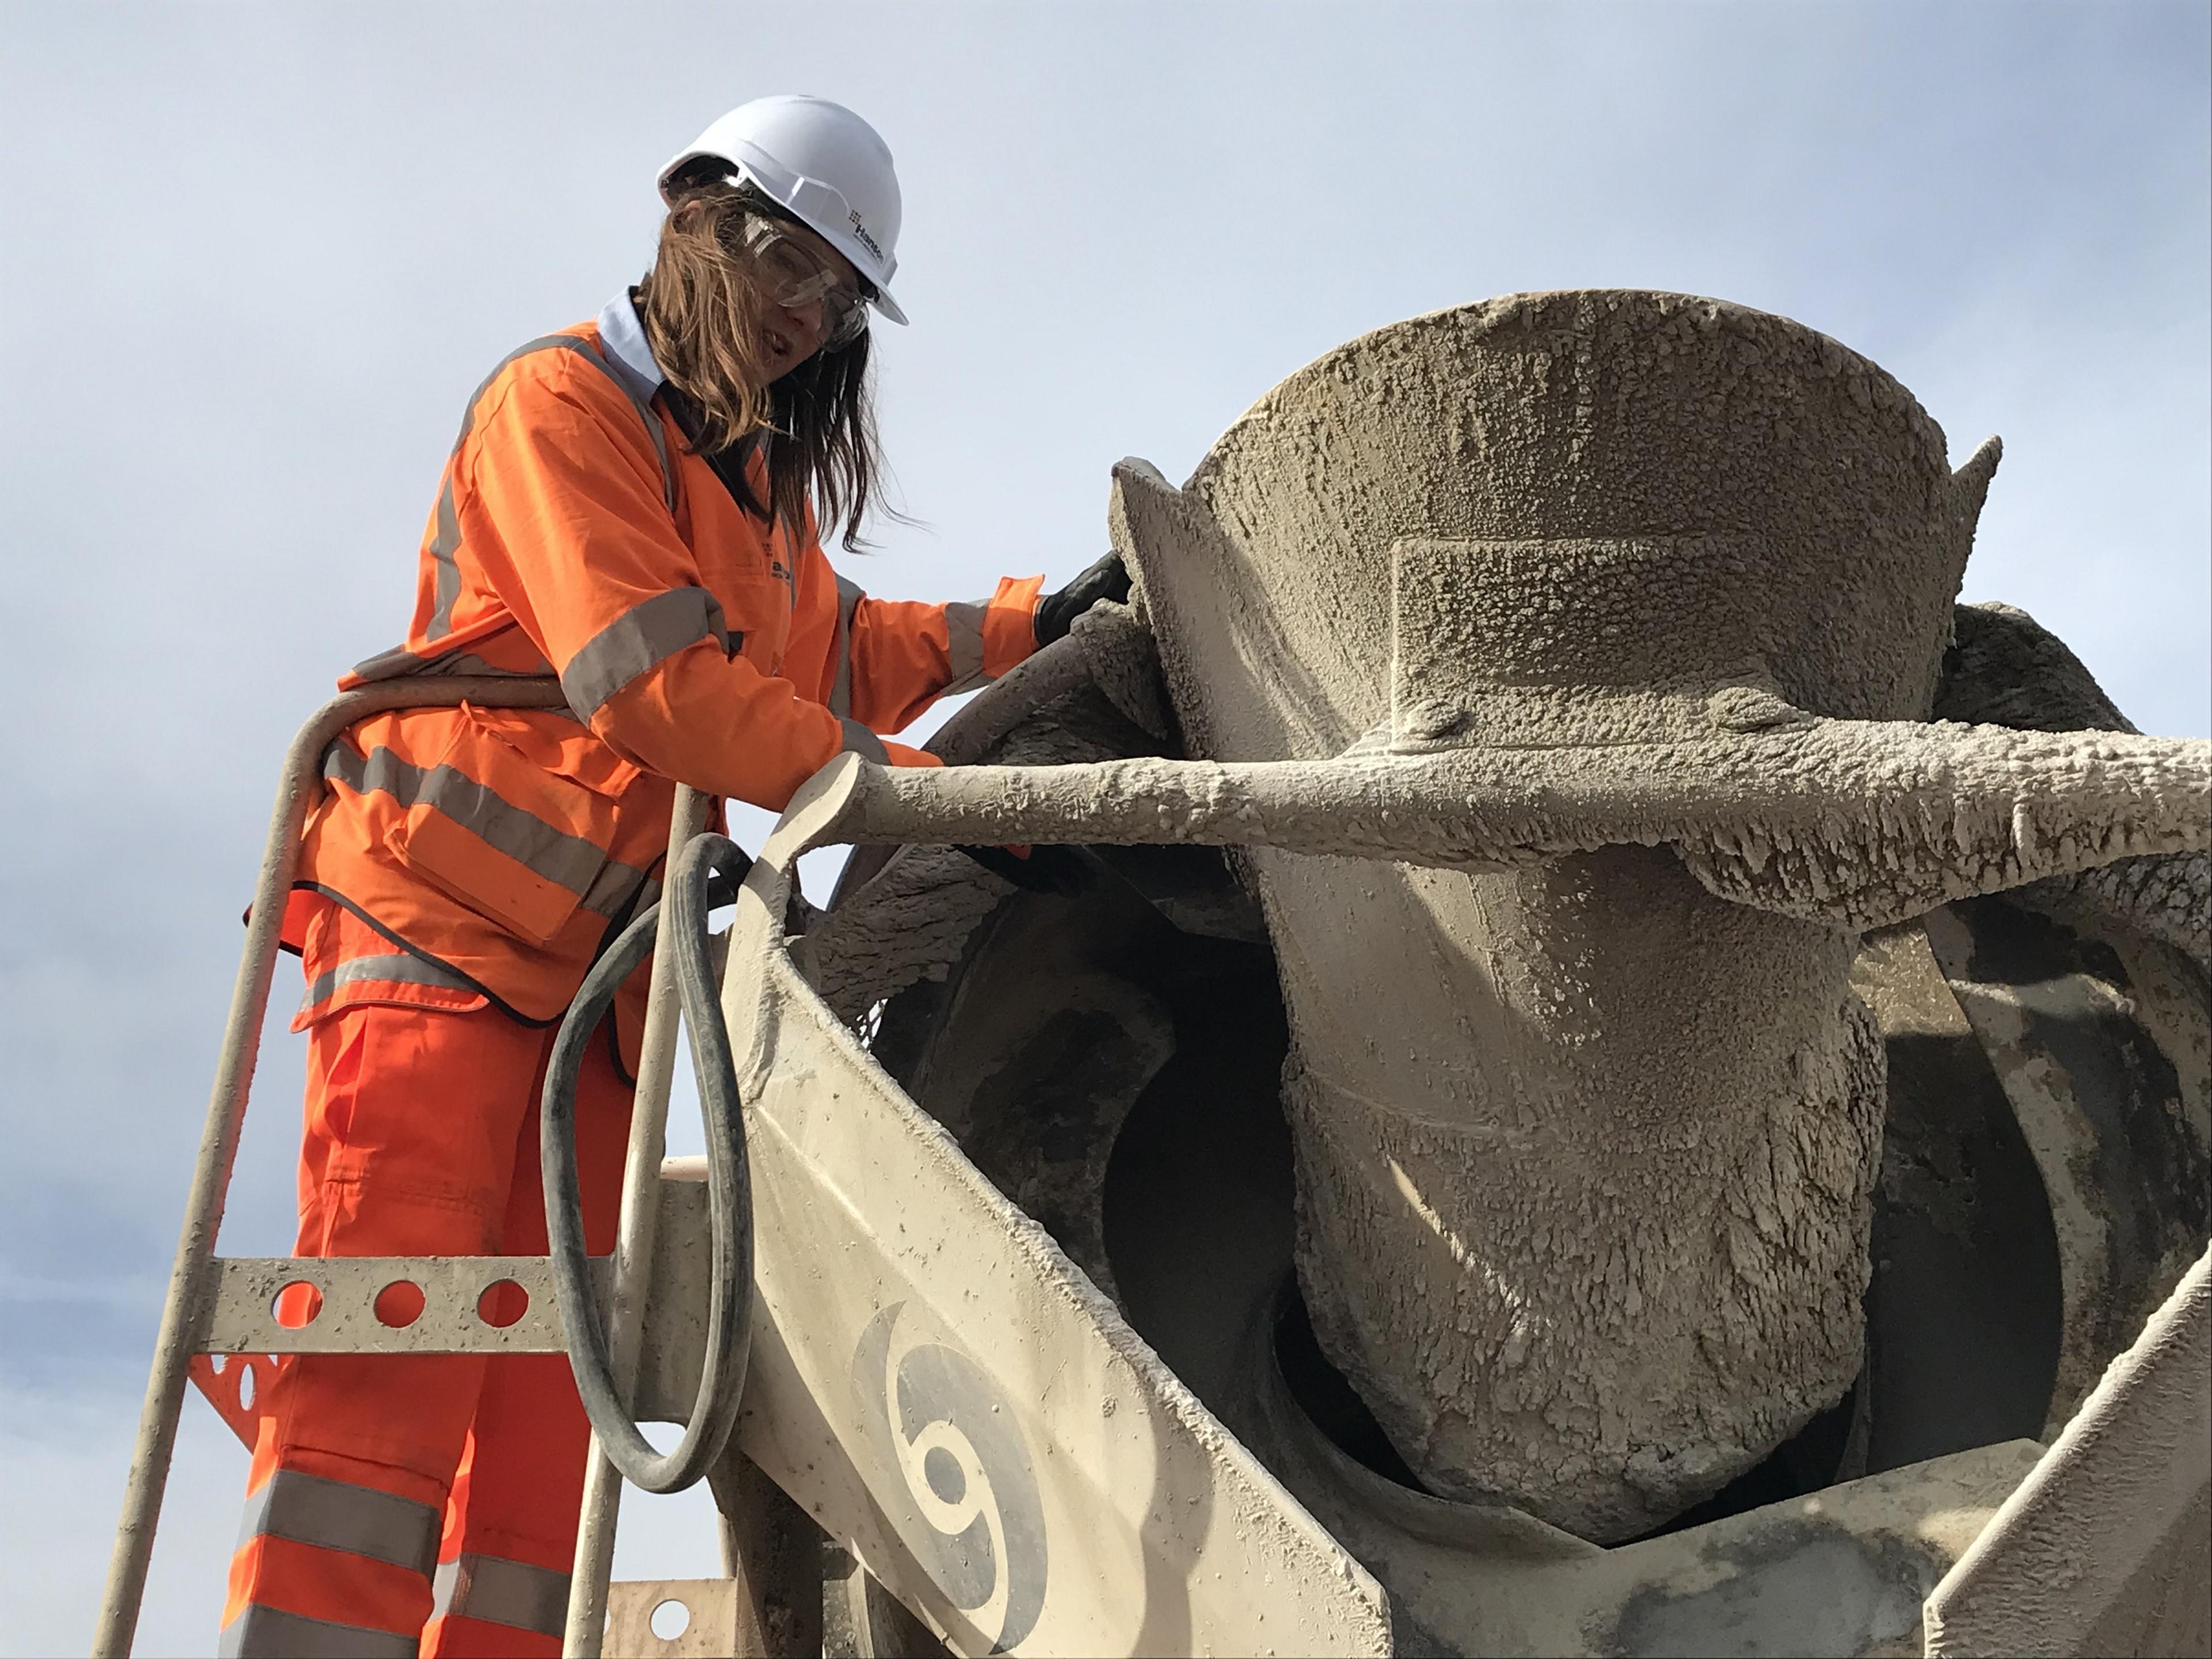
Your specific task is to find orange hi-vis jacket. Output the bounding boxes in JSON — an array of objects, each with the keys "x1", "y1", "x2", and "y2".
[{"x1": 287, "y1": 293, "x2": 1042, "y2": 1047}]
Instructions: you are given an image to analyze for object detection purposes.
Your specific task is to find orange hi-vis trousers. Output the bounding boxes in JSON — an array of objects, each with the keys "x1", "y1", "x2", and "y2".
[{"x1": 221, "y1": 998, "x2": 633, "y2": 1658}]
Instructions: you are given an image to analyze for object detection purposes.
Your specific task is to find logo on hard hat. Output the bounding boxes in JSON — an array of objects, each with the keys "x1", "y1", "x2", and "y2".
[
  {"x1": 848, "y1": 211, "x2": 884, "y2": 263},
  {"x1": 851, "y1": 1303, "x2": 1048, "y2": 1653}
]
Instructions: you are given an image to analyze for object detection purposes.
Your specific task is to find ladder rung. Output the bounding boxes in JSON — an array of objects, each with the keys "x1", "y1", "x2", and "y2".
[{"x1": 195, "y1": 1255, "x2": 571, "y2": 1354}]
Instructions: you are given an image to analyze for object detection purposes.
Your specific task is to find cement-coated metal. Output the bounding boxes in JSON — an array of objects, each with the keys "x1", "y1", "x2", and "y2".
[
  {"x1": 1925, "y1": 1245, "x2": 2212, "y2": 1657},
  {"x1": 715, "y1": 798, "x2": 1394, "y2": 1656},
  {"x1": 603, "y1": 1579, "x2": 745, "y2": 1657},
  {"x1": 201, "y1": 1256, "x2": 568, "y2": 1354}
]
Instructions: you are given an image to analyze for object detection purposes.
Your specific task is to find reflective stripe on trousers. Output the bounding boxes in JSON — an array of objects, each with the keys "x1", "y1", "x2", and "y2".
[
  {"x1": 237, "y1": 1469, "x2": 441, "y2": 1575},
  {"x1": 429, "y1": 1552, "x2": 571, "y2": 1639},
  {"x1": 298, "y1": 951, "x2": 477, "y2": 1020},
  {"x1": 224, "y1": 999, "x2": 637, "y2": 1657},
  {"x1": 219, "y1": 1605, "x2": 421, "y2": 1658},
  {"x1": 220, "y1": 1470, "x2": 440, "y2": 1656}
]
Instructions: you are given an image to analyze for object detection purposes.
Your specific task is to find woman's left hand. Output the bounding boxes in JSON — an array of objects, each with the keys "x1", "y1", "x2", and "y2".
[{"x1": 1034, "y1": 551, "x2": 1132, "y2": 645}]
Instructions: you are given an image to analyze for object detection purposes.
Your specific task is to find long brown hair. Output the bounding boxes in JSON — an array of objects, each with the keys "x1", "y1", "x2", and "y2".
[{"x1": 639, "y1": 172, "x2": 887, "y2": 549}]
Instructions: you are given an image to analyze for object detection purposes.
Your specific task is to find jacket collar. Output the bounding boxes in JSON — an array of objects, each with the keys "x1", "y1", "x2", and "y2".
[{"x1": 596, "y1": 288, "x2": 665, "y2": 405}]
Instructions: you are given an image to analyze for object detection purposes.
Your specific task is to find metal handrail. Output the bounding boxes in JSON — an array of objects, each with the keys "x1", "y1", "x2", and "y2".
[
  {"x1": 93, "y1": 677, "x2": 568, "y2": 1656},
  {"x1": 561, "y1": 786, "x2": 711, "y2": 1656}
]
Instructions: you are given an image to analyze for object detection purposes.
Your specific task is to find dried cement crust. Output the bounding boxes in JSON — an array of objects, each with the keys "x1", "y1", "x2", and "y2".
[
  {"x1": 1936, "y1": 601, "x2": 2210, "y2": 973},
  {"x1": 809, "y1": 292, "x2": 2206, "y2": 1549},
  {"x1": 1113, "y1": 290, "x2": 2002, "y2": 1540}
]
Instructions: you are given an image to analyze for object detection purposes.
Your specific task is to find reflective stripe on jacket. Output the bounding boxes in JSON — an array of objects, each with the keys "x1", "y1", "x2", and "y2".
[{"x1": 293, "y1": 314, "x2": 1043, "y2": 1032}]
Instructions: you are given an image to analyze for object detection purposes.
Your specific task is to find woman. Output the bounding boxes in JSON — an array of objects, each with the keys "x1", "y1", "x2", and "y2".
[{"x1": 221, "y1": 94, "x2": 1126, "y2": 1657}]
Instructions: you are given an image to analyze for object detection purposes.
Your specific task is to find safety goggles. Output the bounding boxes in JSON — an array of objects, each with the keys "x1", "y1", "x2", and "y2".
[{"x1": 737, "y1": 215, "x2": 872, "y2": 351}]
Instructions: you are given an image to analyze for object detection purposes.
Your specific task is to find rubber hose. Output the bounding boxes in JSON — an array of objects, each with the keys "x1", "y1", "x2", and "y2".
[{"x1": 540, "y1": 832, "x2": 753, "y2": 1494}]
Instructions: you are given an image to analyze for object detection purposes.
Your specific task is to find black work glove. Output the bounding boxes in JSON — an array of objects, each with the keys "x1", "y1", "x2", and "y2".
[{"x1": 1033, "y1": 551, "x2": 1131, "y2": 646}]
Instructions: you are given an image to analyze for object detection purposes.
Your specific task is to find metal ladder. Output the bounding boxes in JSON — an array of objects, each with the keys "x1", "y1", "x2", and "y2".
[{"x1": 92, "y1": 677, "x2": 709, "y2": 1658}]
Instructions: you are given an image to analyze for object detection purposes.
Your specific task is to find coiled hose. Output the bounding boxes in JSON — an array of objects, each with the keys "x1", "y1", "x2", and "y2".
[{"x1": 540, "y1": 832, "x2": 753, "y2": 1494}]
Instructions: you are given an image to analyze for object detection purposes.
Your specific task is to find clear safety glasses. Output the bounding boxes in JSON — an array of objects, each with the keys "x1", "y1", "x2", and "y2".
[{"x1": 738, "y1": 216, "x2": 872, "y2": 352}]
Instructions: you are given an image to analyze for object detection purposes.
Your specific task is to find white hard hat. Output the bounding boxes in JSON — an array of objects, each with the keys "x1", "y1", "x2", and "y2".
[{"x1": 660, "y1": 95, "x2": 907, "y2": 326}]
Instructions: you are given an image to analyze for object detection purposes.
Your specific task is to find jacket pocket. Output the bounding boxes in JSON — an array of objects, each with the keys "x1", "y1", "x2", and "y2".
[
  {"x1": 287, "y1": 893, "x2": 490, "y2": 1031},
  {"x1": 384, "y1": 707, "x2": 620, "y2": 945}
]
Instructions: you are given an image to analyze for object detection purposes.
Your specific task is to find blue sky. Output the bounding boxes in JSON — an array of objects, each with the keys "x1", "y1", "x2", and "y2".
[{"x1": 2, "y1": 3, "x2": 2206, "y2": 1650}]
